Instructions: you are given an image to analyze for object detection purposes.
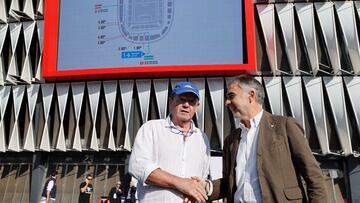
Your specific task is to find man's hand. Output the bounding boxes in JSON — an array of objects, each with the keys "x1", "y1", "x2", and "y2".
[
  {"x1": 188, "y1": 176, "x2": 214, "y2": 202},
  {"x1": 145, "y1": 168, "x2": 208, "y2": 201},
  {"x1": 191, "y1": 176, "x2": 206, "y2": 188},
  {"x1": 182, "y1": 177, "x2": 208, "y2": 203},
  {"x1": 174, "y1": 178, "x2": 208, "y2": 202}
]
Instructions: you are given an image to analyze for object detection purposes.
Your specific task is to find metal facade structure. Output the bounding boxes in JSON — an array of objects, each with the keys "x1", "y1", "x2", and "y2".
[{"x1": 0, "y1": 0, "x2": 360, "y2": 202}]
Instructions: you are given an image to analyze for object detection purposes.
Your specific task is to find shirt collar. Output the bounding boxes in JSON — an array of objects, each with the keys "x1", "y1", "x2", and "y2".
[
  {"x1": 166, "y1": 115, "x2": 197, "y2": 136},
  {"x1": 239, "y1": 109, "x2": 264, "y2": 130}
]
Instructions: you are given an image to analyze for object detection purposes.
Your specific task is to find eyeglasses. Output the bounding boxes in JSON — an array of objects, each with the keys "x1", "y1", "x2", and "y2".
[
  {"x1": 87, "y1": 178, "x2": 93, "y2": 180},
  {"x1": 170, "y1": 126, "x2": 184, "y2": 135},
  {"x1": 167, "y1": 117, "x2": 196, "y2": 137},
  {"x1": 169, "y1": 126, "x2": 196, "y2": 137}
]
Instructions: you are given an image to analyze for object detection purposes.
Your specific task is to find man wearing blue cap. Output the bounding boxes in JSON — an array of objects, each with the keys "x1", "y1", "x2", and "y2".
[{"x1": 128, "y1": 81, "x2": 210, "y2": 203}]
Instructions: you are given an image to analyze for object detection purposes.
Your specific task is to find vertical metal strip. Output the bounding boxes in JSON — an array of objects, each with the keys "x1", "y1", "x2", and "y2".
[
  {"x1": 6, "y1": 22, "x2": 22, "y2": 84},
  {"x1": 257, "y1": 4, "x2": 278, "y2": 75},
  {"x1": 71, "y1": 82, "x2": 85, "y2": 151},
  {"x1": 23, "y1": 0, "x2": 35, "y2": 20},
  {"x1": 295, "y1": 3, "x2": 319, "y2": 75},
  {"x1": 0, "y1": 85, "x2": 10, "y2": 152},
  {"x1": 8, "y1": 85, "x2": 25, "y2": 152},
  {"x1": 37, "y1": 0, "x2": 43, "y2": 16},
  {"x1": 0, "y1": 24, "x2": 8, "y2": 86},
  {"x1": 23, "y1": 84, "x2": 39, "y2": 151},
  {"x1": 283, "y1": 77, "x2": 305, "y2": 128},
  {"x1": 87, "y1": 81, "x2": 101, "y2": 151},
  {"x1": 0, "y1": 0, "x2": 7, "y2": 23},
  {"x1": 344, "y1": 77, "x2": 360, "y2": 138},
  {"x1": 119, "y1": 80, "x2": 134, "y2": 151},
  {"x1": 35, "y1": 21, "x2": 43, "y2": 82},
  {"x1": 340, "y1": 1, "x2": 360, "y2": 75},
  {"x1": 263, "y1": 77, "x2": 283, "y2": 116},
  {"x1": 323, "y1": 77, "x2": 352, "y2": 155},
  {"x1": 188, "y1": 78, "x2": 206, "y2": 131},
  {"x1": 103, "y1": 80, "x2": 118, "y2": 151},
  {"x1": 39, "y1": 83, "x2": 54, "y2": 152},
  {"x1": 303, "y1": 77, "x2": 331, "y2": 155},
  {"x1": 8, "y1": 0, "x2": 20, "y2": 20},
  {"x1": 315, "y1": 2, "x2": 342, "y2": 74},
  {"x1": 20, "y1": 21, "x2": 35, "y2": 84},
  {"x1": 207, "y1": 78, "x2": 224, "y2": 149},
  {"x1": 55, "y1": 83, "x2": 69, "y2": 151},
  {"x1": 276, "y1": 3, "x2": 298, "y2": 74},
  {"x1": 153, "y1": 79, "x2": 169, "y2": 119},
  {"x1": 136, "y1": 79, "x2": 151, "y2": 124},
  {"x1": 0, "y1": 24, "x2": 7, "y2": 51}
]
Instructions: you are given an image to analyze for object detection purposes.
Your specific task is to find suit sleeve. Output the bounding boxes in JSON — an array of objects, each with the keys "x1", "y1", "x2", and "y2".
[
  {"x1": 210, "y1": 178, "x2": 228, "y2": 201},
  {"x1": 286, "y1": 117, "x2": 328, "y2": 203}
]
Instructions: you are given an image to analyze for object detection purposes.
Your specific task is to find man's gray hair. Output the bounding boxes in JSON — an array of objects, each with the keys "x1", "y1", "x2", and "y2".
[{"x1": 227, "y1": 75, "x2": 265, "y2": 105}]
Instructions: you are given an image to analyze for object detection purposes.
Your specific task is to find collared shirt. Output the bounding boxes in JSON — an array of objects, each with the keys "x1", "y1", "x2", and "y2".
[
  {"x1": 234, "y1": 110, "x2": 263, "y2": 203},
  {"x1": 129, "y1": 117, "x2": 210, "y2": 203}
]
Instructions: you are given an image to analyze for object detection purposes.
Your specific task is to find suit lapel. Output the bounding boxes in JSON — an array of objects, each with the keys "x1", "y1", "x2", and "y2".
[
  {"x1": 257, "y1": 112, "x2": 275, "y2": 173},
  {"x1": 230, "y1": 129, "x2": 241, "y2": 175},
  {"x1": 229, "y1": 129, "x2": 241, "y2": 196}
]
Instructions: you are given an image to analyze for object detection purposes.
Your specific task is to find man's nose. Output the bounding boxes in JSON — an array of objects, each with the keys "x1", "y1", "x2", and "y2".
[
  {"x1": 225, "y1": 99, "x2": 230, "y2": 106},
  {"x1": 183, "y1": 101, "x2": 190, "y2": 106}
]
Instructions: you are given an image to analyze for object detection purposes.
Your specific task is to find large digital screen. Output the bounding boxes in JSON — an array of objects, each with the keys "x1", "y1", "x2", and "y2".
[{"x1": 43, "y1": 0, "x2": 256, "y2": 80}]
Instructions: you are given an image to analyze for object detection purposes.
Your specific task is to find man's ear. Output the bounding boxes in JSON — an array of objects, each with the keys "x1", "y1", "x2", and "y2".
[{"x1": 248, "y1": 89, "x2": 256, "y2": 102}]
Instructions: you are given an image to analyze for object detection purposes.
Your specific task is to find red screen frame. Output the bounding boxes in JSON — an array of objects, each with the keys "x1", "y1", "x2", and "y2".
[{"x1": 42, "y1": 0, "x2": 256, "y2": 81}]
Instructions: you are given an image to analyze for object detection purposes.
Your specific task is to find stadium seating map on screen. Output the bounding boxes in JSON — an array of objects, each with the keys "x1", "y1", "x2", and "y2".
[{"x1": 57, "y1": 0, "x2": 243, "y2": 70}]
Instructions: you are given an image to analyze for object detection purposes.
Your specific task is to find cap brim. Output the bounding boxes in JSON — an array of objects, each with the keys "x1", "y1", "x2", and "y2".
[{"x1": 176, "y1": 90, "x2": 200, "y2": 99}]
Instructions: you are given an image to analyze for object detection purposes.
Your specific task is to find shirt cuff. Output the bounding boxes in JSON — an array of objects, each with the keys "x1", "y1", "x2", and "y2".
[{"x1": 142, "y1": 163, "x2": 160, "y2": 184}]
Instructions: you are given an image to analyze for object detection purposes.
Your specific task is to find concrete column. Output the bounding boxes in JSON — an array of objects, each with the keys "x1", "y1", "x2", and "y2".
[{"x1": 30, "y1": 152, "x2": 47, "y2": 203}]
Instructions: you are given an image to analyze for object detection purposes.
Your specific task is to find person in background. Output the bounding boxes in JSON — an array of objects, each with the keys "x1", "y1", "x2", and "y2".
[
  {"x1": 126, "y1": 180, "x2": 137, "y2": 203},
  {"x1": 40, "y1": 171, "x2": 58, "y2": 203},
  {"x1": 108, "y1": 180, "x2": 124, "y2": 203},
  {"x1": 79, "y1": 174, "x2": 93, "y2": 203},
  {"x1": 128, "y1": 81, "x2": 210, "y2": 202}
]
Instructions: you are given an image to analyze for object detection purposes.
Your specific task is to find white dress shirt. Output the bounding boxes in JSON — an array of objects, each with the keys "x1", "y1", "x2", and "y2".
[
  {"x1": 129, "y1": 117, "x2": 210, "y2": 203},
  {"x1": 234, "y1": 110, "x2": 263, "y2": 203},
  {"x1": 40, "y1": 179, "x2": 55, "y2": 201}
]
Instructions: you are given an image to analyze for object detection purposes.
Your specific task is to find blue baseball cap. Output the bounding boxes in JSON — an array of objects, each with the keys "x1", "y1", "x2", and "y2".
[{"x1": 172, "y1": 82, "x2": 200, "y2": 99}]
